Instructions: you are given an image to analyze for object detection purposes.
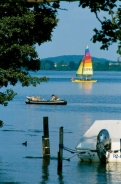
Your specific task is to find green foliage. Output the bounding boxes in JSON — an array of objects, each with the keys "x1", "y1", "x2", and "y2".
[
  {"x1": 69, "y1": 61, "x2": 77, "y2": 70},
  {"x1": 93, "y1": 61, "x2": 109, "y2": 71},
  {"x1": 109, "y1": 64, "x2": 121, "y2": 71},
  {"x1": 41, "y1": 60, "x2": 55, "y2": 70},
  {"x1": 0, "y1": 89, "x2": 17, "y2": 106},
  {"x1": 42, "y1": 57, "x2": 121, "y2": 71},
  {"x1": 0, "y1": 2, "x2": 59, "y2": 107},
  {"x1": 79, "y1": 0, "x2": 121, "y2": 55},
  {"x1": 40, "y1": 58, "x2": 120, "y2": 71}
]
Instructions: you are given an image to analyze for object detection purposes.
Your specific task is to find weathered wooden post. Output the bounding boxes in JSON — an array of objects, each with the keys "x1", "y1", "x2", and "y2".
[
  {"x1": 42, "y1": 117, "x2": 50, "y2": 157},
  {"x1": 120, "y1": 139, "x2": 121, "y2": 153},
  {"x1": 57, "y1": 126, "x2": 63, "y2": 174}
]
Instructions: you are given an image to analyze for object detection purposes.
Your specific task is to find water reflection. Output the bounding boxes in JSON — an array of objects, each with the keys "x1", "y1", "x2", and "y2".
[
  {"x1": 96, "y1": 163, "x2": 108, "y2": 184},
  {"x1": 106, "y1": 163, "x2": 121, "y2": 183},
  {"x1": 58, "y1": 174, "x2": 64, "y2": 184},
  {"x1": 77, "y1": 162, "x2": 121, "y2": 183},
  {"x1": 96, "y1": 163, "x2": 121, "y2": 183},
  {"x1": 41, "y1": 158, "x2": 50, "y2": 184},
  {"x1": 41, "y1": 157, "x2": 65, "y2": 184},
  {"x1": 78, "y1": 83, "x2": 92, "y2": 94}
]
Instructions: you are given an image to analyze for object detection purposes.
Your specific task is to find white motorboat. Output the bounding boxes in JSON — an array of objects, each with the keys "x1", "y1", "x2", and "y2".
[{"x1": 76, "y1": 120, "x2": 121, "y2": 163}]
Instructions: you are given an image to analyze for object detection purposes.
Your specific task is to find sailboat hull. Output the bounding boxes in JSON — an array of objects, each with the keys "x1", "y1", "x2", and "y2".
[{"x1": 72, "y1": 79, "x2": 97, "y2": 83}]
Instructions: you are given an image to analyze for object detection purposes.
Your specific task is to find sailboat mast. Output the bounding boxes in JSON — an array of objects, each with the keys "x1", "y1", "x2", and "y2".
[{"x1": 82, "y1": 57, "x2": 85, "y2": 79}]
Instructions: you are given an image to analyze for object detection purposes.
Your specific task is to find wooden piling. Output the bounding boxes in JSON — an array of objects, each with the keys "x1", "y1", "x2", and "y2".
[
  {"x1": 120, "y1": 139, "x2": 121, "y2": 153},
  {"x1": 42, "y1": 117, "x2": 50, "y2": 157},
  {"x1": 57, "y1": 126, "x2": 63, "y2": 174},
  {"x1": 43, "y1": 116, "x2": 49, "y2": 138}
]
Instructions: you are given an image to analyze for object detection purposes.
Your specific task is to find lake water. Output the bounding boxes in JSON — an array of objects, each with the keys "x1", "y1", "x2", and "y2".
[{"x1": 1, "y1": 71, "x2": 121, "y2": 183}]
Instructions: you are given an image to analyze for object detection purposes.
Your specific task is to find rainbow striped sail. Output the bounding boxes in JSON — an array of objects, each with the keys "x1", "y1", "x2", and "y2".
[{"x1": 76, "y1": 45, "x2": 93, "y2": 78}]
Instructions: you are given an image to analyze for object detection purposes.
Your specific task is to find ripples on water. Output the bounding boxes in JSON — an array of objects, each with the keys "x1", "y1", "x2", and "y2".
[{"x1": 1, "y1": 71, "x2": 121, "y2": 183}]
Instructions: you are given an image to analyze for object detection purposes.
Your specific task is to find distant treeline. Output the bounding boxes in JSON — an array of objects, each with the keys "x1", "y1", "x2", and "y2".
[{"x1": 40, "y1": 60, "x2": 121, "y2": 71}]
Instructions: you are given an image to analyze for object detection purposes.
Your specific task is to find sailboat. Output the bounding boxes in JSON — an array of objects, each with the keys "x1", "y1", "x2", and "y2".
[{"x1": 72, "y1": 45, "x2": 97, "y2": 82}]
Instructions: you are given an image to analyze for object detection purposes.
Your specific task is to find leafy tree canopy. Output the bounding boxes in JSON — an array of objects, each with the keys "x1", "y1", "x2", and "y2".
[
  {"x1": 0, "y1": 2, "x2": 60, "y2": 106},
  {"x1": 79, "y1": 0, "x2": 121, "y2": 55}
]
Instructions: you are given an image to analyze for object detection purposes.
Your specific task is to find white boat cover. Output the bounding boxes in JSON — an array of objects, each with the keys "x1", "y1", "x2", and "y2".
[{"x1": 76, "y1": 120, "x2": 121, "y2": 151}]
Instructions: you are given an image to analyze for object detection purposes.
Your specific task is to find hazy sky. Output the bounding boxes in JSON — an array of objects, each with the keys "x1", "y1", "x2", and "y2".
[{"x1": 36, "y1": 2, "x2": 118, "y2": 61}]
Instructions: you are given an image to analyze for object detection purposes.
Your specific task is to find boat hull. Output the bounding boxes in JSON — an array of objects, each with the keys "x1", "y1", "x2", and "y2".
[
  {"x1": 76, "y1": 150, "x2": 99, "y2": 162},
  {"x1": 76, "y1": 120, "x2": 121, "y2": 163},
  {"x1": 72, "y1": 79, "x2": 97, "y2": 83},
  {"x1": 25, "y1": 99, "x2": 67, "y2": 105},
  {"x1": 76, "y1": 150, "x2": 121, "y2": 163}
]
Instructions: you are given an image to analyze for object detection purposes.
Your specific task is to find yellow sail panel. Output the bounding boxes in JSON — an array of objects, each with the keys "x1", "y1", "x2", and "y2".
[
  {"x1": 84, "y1": 63, "x2": 92, "y2": 67},
  {"x1": 76, "y1": 59, "x2": 84, "y2": 77}
]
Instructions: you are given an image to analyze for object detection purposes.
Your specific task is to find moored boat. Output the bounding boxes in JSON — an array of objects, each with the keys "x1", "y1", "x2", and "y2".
[{"x1": 76, "y1": 120, "x2": 121, "y2": 163}]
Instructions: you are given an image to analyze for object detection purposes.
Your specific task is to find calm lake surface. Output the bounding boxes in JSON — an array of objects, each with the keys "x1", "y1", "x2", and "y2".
[{"x1": 1, "y1": 71, "x2": 121, "y2": 183}]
